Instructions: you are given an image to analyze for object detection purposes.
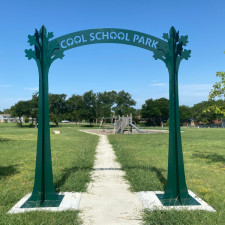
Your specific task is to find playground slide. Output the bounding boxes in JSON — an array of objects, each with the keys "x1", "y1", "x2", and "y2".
[
  {"x1": 117, "y1": 128, "x2": 122, "y2": 133},
  {"x1": 129, "y1": 123, "x2": 145, "y2": 133}
]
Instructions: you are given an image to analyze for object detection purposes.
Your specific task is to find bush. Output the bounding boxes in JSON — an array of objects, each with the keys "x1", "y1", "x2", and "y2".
[
  {"x1": 16, "y1": 122, "x2": 22, "y2": 127},
  {"x1": 166, "y1": 119, "x2": 169, "y2": 127}
]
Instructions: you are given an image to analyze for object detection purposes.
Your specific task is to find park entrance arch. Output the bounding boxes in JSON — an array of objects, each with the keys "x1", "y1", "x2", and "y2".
[{"x1": 23, "y1": 26, "x2": 196, "y2": 207}]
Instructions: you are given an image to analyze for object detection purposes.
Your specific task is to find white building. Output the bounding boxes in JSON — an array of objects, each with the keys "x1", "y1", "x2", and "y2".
[{"x1": 0, "y1": 114, "x2": 24, "y2": 123}]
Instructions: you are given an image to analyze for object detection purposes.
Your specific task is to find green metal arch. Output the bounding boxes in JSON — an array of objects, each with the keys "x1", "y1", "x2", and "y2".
[
  {"x1": 24, "y1": 26, "x2": 195, "y2": 208},
  {"x1": 51, "y1": 28, "x2": 167, "y2": 53}
]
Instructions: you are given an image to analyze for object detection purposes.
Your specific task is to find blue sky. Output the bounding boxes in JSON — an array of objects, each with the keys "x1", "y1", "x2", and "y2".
[{"x1": 1, "y1": 0, "x2": 225, "y2": 110}]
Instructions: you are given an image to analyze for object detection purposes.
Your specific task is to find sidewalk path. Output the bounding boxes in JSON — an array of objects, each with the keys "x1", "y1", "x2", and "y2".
[{"x1": 79, "y1": 131, "x2": 142, "y2": 225}]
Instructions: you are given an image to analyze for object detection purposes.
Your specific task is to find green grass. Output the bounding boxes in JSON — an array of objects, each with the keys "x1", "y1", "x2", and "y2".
[
  {"x1": 108, "y1": 128, "x2": 225, "y2": 225},
  {"x1": 1, "y1": 123, "x2": 225, "y2": 224},
  {"x1": 0, "y1": 123, "x2": 99, "y2": 225}
]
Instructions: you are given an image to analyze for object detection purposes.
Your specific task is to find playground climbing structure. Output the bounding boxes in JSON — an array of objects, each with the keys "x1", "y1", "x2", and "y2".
[{"x1": 113, "y1": 115, "x2": 145, "y2": 134}]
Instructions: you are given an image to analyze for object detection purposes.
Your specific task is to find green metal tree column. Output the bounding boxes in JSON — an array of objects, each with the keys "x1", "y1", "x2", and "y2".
[
  {"x1": 164, "y1": 27, "x2": 188, "y2": 204},
  {"x1": 153, "y1": 27, "x2": 199, "y2": 205},
  {"x1": 22, "y1": 26, "x2": 64, "y2": 207}
]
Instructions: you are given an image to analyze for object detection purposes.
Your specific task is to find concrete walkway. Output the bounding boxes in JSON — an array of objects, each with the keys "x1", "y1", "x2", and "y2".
[{"x1": 79, "y1": 131, "x2": 142, "y2": 225}]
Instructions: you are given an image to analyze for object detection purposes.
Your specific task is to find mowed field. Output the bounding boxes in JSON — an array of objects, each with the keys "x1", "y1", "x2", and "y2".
[
  {"x1": 108, "y1": 128, "x2": 225, "y2": 225},
  {"x1": 0, "y1": 123, "x2": 99, "y2": 225},
  {"x1": 1, "y1": 124, "x2": 225, "y2": 225}
]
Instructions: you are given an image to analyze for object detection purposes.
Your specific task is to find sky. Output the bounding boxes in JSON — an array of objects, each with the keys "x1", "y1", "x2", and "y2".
[{"x1": 1, "y1": 0, "x2": 225, "y2": 110}]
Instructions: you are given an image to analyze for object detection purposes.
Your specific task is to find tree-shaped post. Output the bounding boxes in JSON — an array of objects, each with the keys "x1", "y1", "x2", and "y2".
[
  {"x1": 153, "y1": 27, "x2": 199, "y2": 205},
  {"x1": 22, "y1": 26, "x2": 64, "y2": 207}
]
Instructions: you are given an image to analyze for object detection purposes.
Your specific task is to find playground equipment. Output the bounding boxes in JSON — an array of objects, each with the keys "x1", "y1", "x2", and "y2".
[
  {"x1": 98, "y1": 114, "x2": 145, "y2": 134},
  {"x1": 113, "y1": 114, "x2": 145, "y2": 134},
  {"x1": 98, "y1": 116, "x2": 115, "y2": 132}
]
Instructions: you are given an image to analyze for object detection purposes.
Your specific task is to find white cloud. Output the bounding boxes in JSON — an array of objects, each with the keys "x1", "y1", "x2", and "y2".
[
  {"x1": 149, "y1": 83, "x2": 168, "y2": 87},
  {"x1": 134, "y1": 83, "x2": 213, "y2": 108},
  {"x1": 0, "y1": 84, "x2": 12, "y2": 88},
  {"x1": 179, "y1": 84, "x2": 212, "y2": 97},
  {"x1": 148, "y1": 83, "x2": 212, "y2": 98},
  {"x1": 0, "y1": 97, "x2": 30, "y2": 110},
  {"x1": 179, "y1": 84, "x2": 212, "y2": 106},
  {"x1": 24, "y1": 87, "x2": 38, "y2": 91}
]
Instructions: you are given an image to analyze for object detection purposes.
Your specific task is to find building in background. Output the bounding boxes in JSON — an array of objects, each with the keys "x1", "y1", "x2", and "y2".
[{"x1": 0, "y1": 114, "x2": 24, "y2": 123}]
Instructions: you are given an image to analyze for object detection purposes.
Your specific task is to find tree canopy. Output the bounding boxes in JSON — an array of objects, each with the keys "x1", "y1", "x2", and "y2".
[
  {"x1": 10, "y1": 101, "x2": 31, "y2": 124},
  {"x1": 113, "y1": 91, "x2": 136, "y2": 116},
  {"x1": 179, "y1": 105, "x2": 193, "y2": 124},
  {"x1": 8, "y1": 90, "x2": 136, "y2": 126},
  {"x1": 207, "y1": 71, "x2": 225, "y2": 118},
  {"x1": 141, "y1": 97, "x2": 169, "y2": 126},
  {"x1": 7, "y1": 88, "x2": 225, "y2": 128},
  {"x1": 192, "y1": 100, "x2": 223, "y2": 125},
  {"x1": 209, "y1": 72, "x2": 225, "y2": 100}
]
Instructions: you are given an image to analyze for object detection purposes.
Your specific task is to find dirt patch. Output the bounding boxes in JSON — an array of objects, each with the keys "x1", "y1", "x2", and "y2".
[{"x1": 81, "y1": 129, "x2": 168, "y2": 135}]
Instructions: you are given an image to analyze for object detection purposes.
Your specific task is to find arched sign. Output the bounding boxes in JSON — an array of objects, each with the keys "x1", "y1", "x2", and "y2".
[
  {"x1": 23, "y1": 26, "x2": 197, "y2": 208},
  {"x1": 53, "y1": 28, "x2": 167, "y2": 53}
]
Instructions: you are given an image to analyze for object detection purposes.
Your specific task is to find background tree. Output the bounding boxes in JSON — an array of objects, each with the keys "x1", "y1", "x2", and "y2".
[
  {"x1": 22, "y1": 100, "x2": 34, "y2": 123},
  {"x1": 3, "y1": 108, "x2": 11, "y2": 114},
  {"x1": 30, "y1": 93, "x2": 39, "y2": 127},
  {"x1": 10, "y1": 101, "x2": 31, "y2": 125},
  {"x1": 209, "y1": 71, "x2": 225, "y2": 100},
  {"x1": 179, "y1": 105, "x2": 193, "y2": 125},
  {"x1": 192, "y1": 100, "x2": 221, "y2": 125},
  {"x1": 141, "y1": 98, "x2": 169, "y2": 126},
  {"x1": 208, "y1": 71, "x2": 225, "y2": 118},
  {"x1": 79, "y1": 91, "x2": 97, "y2": 124},
  {"x1": 66, "y1": 94, "x2": 83, "y2": 124},
  {"x1": 113, "y1": 91, "x2": 136, "y2": 116},
  {"x1": 96, "y1": 91, "x2": 117, "y2": 119},
  {"x1": 49, "y1": 94, "x2": 67, "y2": 126},
  {"x1": 133, "y1": 108, "x2": 141, "y2": 124}
]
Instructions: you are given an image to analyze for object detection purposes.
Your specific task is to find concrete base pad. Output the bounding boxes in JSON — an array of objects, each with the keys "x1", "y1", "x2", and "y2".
[
  {"x1": 8, "y1": 192, "x2": 81, "y2": 214},
  {"x1": 137, "y1": 190, "x2": 216, "y2": 212}
]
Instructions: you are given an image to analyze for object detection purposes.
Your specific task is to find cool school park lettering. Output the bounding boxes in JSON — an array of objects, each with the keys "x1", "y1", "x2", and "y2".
[{"x1": 60, "y1": 30, "x2": 159, "y2": 49}]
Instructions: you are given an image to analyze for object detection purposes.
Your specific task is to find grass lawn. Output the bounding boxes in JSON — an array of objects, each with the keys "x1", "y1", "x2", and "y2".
[
  {"x1": 108, "y1": 128, "x2": 225, "y2": 225},
  {"x1": 0, "y1": 123, "x2": 99, "y2": 225}
]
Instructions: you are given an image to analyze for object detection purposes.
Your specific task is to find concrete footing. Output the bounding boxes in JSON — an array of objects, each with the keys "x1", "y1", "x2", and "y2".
[
  {"x1": 137, "y1": 190, "x2": 216, "y2": 212},
  {"x1": 8, "y1": 192, "x2": 81, "y2": 214}
]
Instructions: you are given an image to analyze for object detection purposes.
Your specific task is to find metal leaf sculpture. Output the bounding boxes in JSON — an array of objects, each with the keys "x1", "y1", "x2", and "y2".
[
  {"x1": 153, "y1": 26, "x2": 191, "y2": 71},
  {"x1": 22, "y1": 26, "x2": 65, "y2": 208},
  {"x1": 25, "y1": 25, "x2": 64, "y2": 67}
]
